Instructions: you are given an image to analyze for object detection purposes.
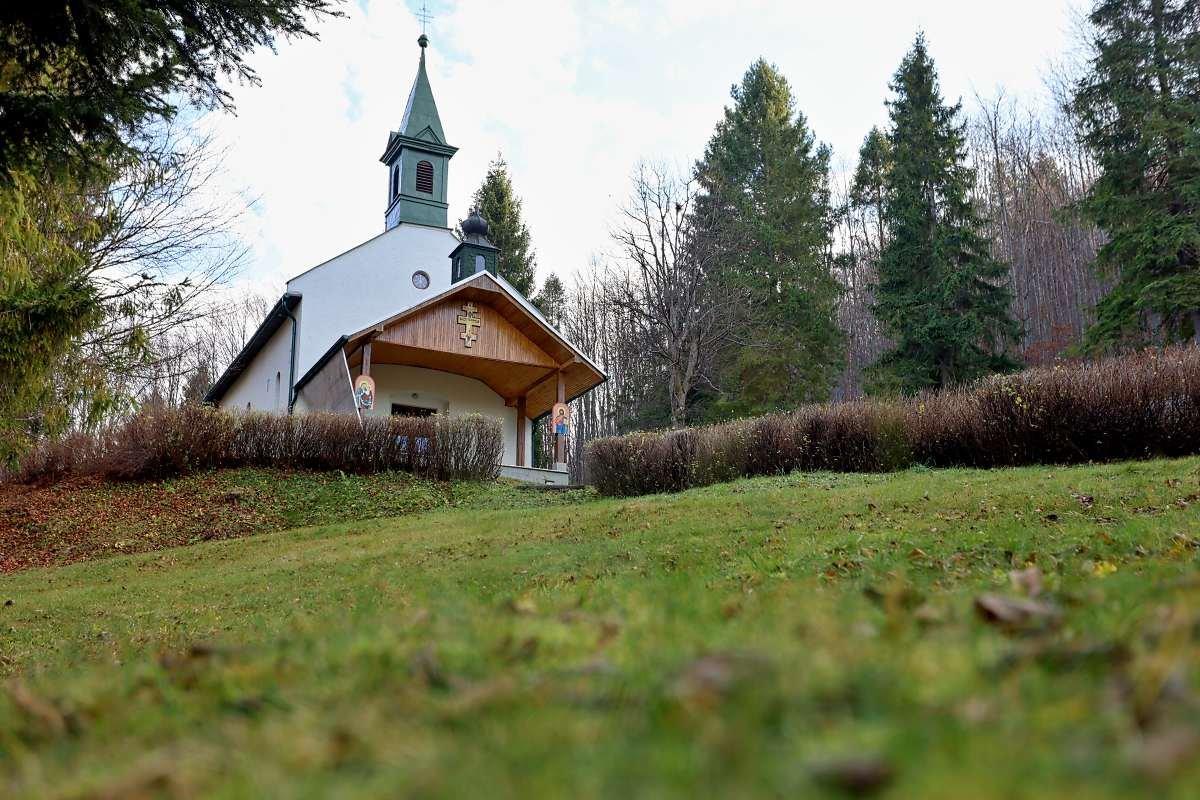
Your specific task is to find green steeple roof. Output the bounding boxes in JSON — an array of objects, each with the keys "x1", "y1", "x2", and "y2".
[
  {"x1": 400, "y1": 36, "x2": 447, "y2": 144},
  {"x1": 380, "y1": 36, "x2": 457, "y2": 231}
]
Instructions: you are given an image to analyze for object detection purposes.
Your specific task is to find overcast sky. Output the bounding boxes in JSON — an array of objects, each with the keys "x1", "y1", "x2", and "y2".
[{"x1": 204, "y1": 0, "x2": 1085, "y2": 298}]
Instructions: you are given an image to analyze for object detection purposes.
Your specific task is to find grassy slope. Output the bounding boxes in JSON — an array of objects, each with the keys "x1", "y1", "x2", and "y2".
[
  {"x1": 0, "y1": 468, "x2": 592, "y2": 572},
  {"x1": 2, "y1": 459, "x2": 1200, "y2": 798}
]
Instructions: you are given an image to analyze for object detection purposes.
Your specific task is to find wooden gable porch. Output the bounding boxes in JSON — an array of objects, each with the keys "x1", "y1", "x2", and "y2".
[{"x1": 343, "y1": 273, "x2": 604, "y2": 466}]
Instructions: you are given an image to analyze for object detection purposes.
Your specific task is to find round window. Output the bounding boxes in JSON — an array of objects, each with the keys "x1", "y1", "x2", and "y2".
[{"x1": 412, "y1": 270, "x2": 430, "y2": 290}]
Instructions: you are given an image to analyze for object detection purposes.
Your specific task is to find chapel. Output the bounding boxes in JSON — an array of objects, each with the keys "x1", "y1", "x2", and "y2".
[{"x1": 205, "y1": 35, "x2": 605, "y2": 484}]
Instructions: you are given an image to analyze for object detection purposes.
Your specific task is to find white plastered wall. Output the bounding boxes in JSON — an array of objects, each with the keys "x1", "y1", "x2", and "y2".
[
  {"x1": 219, "y1": 320, "x2": 294, "y2": 413},
  {"x1": 362, "y1": 364, "x2": 529, "y2": 466},
  {"x1": 286, "y1": 223, "x2": 459, "y2": 379}
]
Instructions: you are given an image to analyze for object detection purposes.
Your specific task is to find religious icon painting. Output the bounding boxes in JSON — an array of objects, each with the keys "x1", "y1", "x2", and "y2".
[
  {"x1": 354, "y1": 374, "x2": 376, "y2": 411},
  {"x1": 552, "y1": 402, "x2": 570, "y2": 436}
]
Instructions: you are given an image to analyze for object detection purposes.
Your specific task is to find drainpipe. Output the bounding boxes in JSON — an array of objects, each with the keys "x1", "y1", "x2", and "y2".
[{"x1": 284, "y1": 301, "x2": 298, "y2": 414}]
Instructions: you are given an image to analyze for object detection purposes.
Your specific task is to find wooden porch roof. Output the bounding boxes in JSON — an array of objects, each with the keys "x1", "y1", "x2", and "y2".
[{"x1": 342, "y1": 272, "x2": 605, "y2": 419}]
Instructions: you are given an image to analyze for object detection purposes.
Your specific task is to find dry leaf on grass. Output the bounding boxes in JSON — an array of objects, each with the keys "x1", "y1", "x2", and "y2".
[
  {"x1": 810, "y1": 755, "x2": 895, "y2": 796},
  {"x1": 974, "y1": 593, "x2": 1061, "y2": 631}
]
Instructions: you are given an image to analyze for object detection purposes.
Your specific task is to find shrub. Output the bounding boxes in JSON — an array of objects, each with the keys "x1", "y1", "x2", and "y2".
[
  {"x1": 587, "y1": 345, "x2": 1200, "y2": 497},
  {"x1": 6, "y1": 408, "x2": 503, "y2": 485}
]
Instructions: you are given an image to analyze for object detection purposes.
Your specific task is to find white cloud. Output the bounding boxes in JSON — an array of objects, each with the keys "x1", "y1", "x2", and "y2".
[{"x1": 203, "y1": 0, "x2": 1080, "y2": 298}]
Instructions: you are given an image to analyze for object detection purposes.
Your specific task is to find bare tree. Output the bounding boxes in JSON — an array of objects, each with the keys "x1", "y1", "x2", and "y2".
[
  {"x1": 52, "y1": 122, "x2": 250, "y2": 427},
  {"x1": 968, "y1": 90, "x2": 1107, "y2": 365},
  {"x1": 607, "y1": 162, "x2": 741, "y2": 428},
  {"x1": 138, "y1": 289, "x2": 275, "y2": 409}
]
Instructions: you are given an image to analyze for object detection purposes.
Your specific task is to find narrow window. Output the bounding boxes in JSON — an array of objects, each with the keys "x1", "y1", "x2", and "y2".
[
  {"x1": 275, "y1": 371, "x2": 282, "y2": 409},
  {"x1": 475, "y1": 254, "x2": 486, "y2": 272},
  {"x1": 391, "y1": 165, "x2": 399, "y2": 198},
  {"x1": 415, "y1": 160, "x2": 434, "y2": 194}
]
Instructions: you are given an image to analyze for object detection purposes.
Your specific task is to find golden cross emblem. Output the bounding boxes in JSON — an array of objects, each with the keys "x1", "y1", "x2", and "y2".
[{"x1": 457, "y1": 302, "x2": 481, "y2": 347}]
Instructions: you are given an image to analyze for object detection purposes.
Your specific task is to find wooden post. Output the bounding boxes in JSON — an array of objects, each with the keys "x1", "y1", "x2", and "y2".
[
  {"x1": 555, "y1": 370, "x2": 566, "y2": 467},
  {"x1": 361, "y1": 340, "x2": 372, "y2": 377},
  {"x1": 516, "y1": 396, "x2": 527, "y2": 467}
]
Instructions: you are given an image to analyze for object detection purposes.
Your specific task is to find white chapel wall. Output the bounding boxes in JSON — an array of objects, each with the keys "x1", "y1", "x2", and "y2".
[
  {"x1": 286, "y1": 224, "x2": 459, "y2": 378},
  {"x1": 220, "y1": 320, "x2": 294, "y2": 413}
]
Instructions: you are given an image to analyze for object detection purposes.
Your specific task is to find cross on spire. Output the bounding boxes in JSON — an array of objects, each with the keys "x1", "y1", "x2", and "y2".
[{"x1": 416, "y1": 1, "x2": 433, "y2": 36}]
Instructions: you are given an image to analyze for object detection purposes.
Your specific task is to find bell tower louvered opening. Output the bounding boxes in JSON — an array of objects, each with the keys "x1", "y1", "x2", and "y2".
[{"x1": 415, "y1": 160, "x2": 434, "y2": 194}]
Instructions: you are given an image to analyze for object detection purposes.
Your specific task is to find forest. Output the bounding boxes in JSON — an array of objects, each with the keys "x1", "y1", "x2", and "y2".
[{"x1": 1, "y1": 1, "x2": 1197, "y2": 478}]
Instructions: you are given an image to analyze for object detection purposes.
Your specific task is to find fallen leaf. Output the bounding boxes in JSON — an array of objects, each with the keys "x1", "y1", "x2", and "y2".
[
  {"x1": 810, "y1": 755, "x2": 895, "y2": 796},
  {"x1": 974, "y1": 593, "x2": 1061, "y2": 631}
]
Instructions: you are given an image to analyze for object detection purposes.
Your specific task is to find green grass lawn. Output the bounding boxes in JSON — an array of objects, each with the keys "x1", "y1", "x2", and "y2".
[{"x1": 2, "y1": 459, "x2": 1199, "y2": 797}]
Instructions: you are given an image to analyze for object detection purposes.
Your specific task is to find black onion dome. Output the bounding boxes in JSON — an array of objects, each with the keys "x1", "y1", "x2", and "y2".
[{"x1": 462, "y1": 209, "x2": 490, "y2": 237}]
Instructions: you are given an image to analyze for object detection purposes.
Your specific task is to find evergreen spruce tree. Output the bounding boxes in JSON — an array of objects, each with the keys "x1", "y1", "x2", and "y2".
[
  {"x1": 695, "y1": 59, "x2": 843, "y2": 417},
  {"x1": 869, "y1": 35, "x2": 1019, "y2": 394},
  {"x1": 1073, "y1": 0, "x2": 1200, "y2": 350},
  {"x1": 471, "y1": 155, "x2": 537, "y2": 297},
  {"x1": 533, "y1": 272, "x2": 566, "y2": 327}
]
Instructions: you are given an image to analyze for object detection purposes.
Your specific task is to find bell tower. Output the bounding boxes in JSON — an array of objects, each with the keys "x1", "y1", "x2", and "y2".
[{"x1": 381, "y1": 34, "x2": 458, "y2": 230}]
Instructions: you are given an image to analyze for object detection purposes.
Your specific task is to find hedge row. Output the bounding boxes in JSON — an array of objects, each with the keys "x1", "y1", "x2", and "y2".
[
  {"x1": 585, "y1": 346, "x2": 1200, "y2": 496},
  {"x1": 8, "y1": 407, "x2": 503, "y2": 484}
]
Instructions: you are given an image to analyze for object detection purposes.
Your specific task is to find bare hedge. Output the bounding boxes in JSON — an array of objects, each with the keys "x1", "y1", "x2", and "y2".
[
  {"x1": 8, "y1": 408, "x2": 503, "y2": 484},
  {"x1": 586, "y1": 346, "x2": 1200, "y2": 497}
]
